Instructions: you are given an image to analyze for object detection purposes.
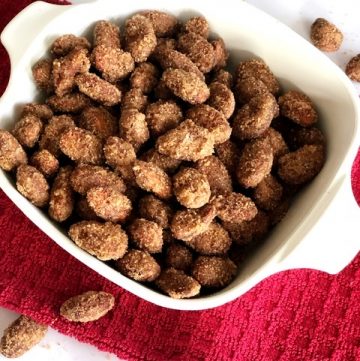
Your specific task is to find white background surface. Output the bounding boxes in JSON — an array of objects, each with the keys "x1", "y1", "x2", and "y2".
[{"x1": 1, "y1": 0, "x2": 359, "y2": 360}]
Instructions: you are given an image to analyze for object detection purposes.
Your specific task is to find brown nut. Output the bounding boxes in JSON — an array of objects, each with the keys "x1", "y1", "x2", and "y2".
[
  {"x1": 215, "y1": 140, "x2": 240, "y2": 176},
  {"x1": 253, "y1": 174, "x2": 283, "y2": 211},
  {"x1": 132, "y1": 160, "x2": 172, "y2": 200},
  {"x1": 236, "y1": 137, "x2": 274, "y2": 188},
  {"x1": 211, "y1": 38, "x2": 229, "y2": 70},
  {"x1": 278, "y1": 144, "x2": 325, "y2": 185},
  {"x1": 59, "y1": 127, "x2": 103, "y2": 165},
  {"x1": 87, "y1": 186, "x2": 132, "y2": 223},
  {"x1": 92, "y1": 45, "x2": 135, "y2": 83},
  {"x1": 183, "y1": 16, "x2": 209, "y2": 38},
  {"x1": 51, "y1": 34, "x2": 91, "y2": 56},
  {"x1": 269, "y1": 198, "x2": 291, "y2": 226},
  {"x1": 30, "y1": 150, "x2": 59, "y2": 177},
  {"x1": 145, "y1": 100, "x2": 183, "y2": 137},
  {"x1": 153, "y1": 79, "x2": 175, "y2": 100},
  {"x1": 32, "y1": 59, "x2": 53, "y2": 93},
  {"x1": 232, "y1": 93, "x2": 279, "y2": 140},
  {"x1": 128, "y1": 218, "x2": 163, "y2": 253},
  {"x1": 165, "y1": 243, "x2": 193, "y2": 271},
  {"x1": 173, "y1": 167, "x2": 211, "y2": 208},
  {"x1": 69, "y1": 221, "x2": 128, "y2": 260},
  {"x1": 177, "y1": 32, "x2": 215, "y2": 73},
  {"x1": 70, "y1": 164, "x2": 126, "y2": 195},
  {"x1": 0, "y1": 316, "x2": 47, "y2": 358},
  {"x1": 60, "y1": 291, "x2": 115, "y2": 323},
  {"x1": 76, "y1": 197, "x2": 100, "y2": 221},
  {"x1": 122, "y1": 88, "x2": 148, "y2": 112},
  {"x1": 116, "y1": 249, "x2": 161, "y2": 281},
  {"x1": 310, "y1": 18, "x2": 343, "y2": 52},
  {"x1": 75, "y1": 73, "x2": 121, "y2": 106},
  {"x1": 234, "y1": 76, "x2": 269, "y2": 104},
  {"x1": 12, "y1": 114, "x2": 43, "y2": 148},
  {"x1": 235, "y1": 59, "x2": 280, "y2": 95},
  {"x1": 188, "y1": 222, "x2": 232, "y2": 256},
  {"x1": 155, "y1": 268, "x2": 201, "y2": 299},
  {"x1": 346, "y1": 54, "x2": 360, "y2": 82},
  {"x1": 104, "y1": 136, "x2": 136, "y2": 169},
  {"x1": 79, "y1": 106, "x2": 117, "y2": 140},
  {"x1": 207, "y1": 82, "x2": 235, "y2": 119},
  {"x1": 124, "y1": 14, "x2": 157, "y2": 63},
  {"x1": 156, "y1": 119, "x2": 215, "y2": 162},
  {"x1": 21, "y1": 103, "x2": 53, "y2": 121},
  {"x1": 140, "y1": 148, "x2": 181, "y2": 174},
  {"x1": 212, "y1": 69, "x2": 233, "y2": 88},
  {"x1": 130, "y1": 62, "x2": 159, "y2": 93},
  {"x1": 140, "y1": 10, "x2": 178, "y2": 37},
  {"x1": 39, "y1": 115, "x2": 75, "y2": 157},
  {"x1": 152, "y1": 37, "x2": 177, "y2": 58},
  {"x1": 215, "y1": 192, "x2": 258, "y2": 223},
  {"x1": 49, "y1": 166, "x2": 74, "y2": 222},
  {"x1": 260, "y1": 127, "x2": 289, "y2": 162},
  {"x1": 138, "y1": 194, "x2": 173, "y2": 228},
  {"x1": 0, "y1": 129, "x2": 28, "y2": 171},
  {"x1": 195, "y1": 155, "x2": 233, "y2": 195},
  {"x1": 287, "y1": 127, "x2": 325, "y2": 149},
  {"x1": 278, "y1": 90, "x2": 318, "y2": 127},
  {"x1": 46, "y1": 92, "x2": 91, "y2": 113},
  {"x1": 192, "y1": 256, "x2": 237, "y2": 288},
  {"x1": 162, "y1": 68, "x2": 210, "y2": 104},
  {"x1": 119, "y1": 109, "x2": 150, "y2": 152},
  {"x1": 16, "y1": 165, "x2": 49, "y2": 207},
  {"x1": 94, "y1": 20, "x2": 121, "y2": 49}
]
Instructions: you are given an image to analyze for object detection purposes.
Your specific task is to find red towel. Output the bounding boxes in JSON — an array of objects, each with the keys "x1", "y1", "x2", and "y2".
[{"x1": 1, "y1": 1, "x2": 360, "y2": 360}]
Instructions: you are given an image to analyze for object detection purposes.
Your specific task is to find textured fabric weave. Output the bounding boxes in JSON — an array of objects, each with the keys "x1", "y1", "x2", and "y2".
[{"x1": 0, "y1": 1, "x2": 360, "y2": 360}]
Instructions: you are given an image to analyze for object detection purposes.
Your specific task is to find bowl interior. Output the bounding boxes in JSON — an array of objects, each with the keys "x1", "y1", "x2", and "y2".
[{"x1": 0, "y1": 0, "x2": 358, "y2": 310}]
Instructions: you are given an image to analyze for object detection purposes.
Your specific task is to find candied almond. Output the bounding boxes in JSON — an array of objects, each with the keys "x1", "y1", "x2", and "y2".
[
  {"x1": 212, "y1": 69, "x2": 233, "y2": 88},
  {"x1": 211, "y1": 38, "x2": 229, "y2": 70},
  {"x1": 165, "y1": 243, "x2": 193, "y2": 271},
  {"x1": 183, "y1": 16, "x2": 209, "y2": 38},
  {"x1": 12, "y1": 114, "x2": 43, "y2": 148},
  {"x1": 215, "y1": 140, "x2": 240, "y2": 176},
  {"x1": 140, "y1": 10, "x2": 178, "y2": 37},
  {"x1": 234, "y1": 76, "x2": 269, "y2": 104},
  {"x1": 122, "y1": 88, "x2": 148, "y2": 112},
  {"x1": 104, "y1": 136, "x2": 136, "y2": 169},
  {"x1": 207, "y1": 82, "x2": 235, "y2": 119},
  {"x1": 0, "y1": 129, "x2": 28, "y2": 171},
  {"x1": 138, "y1": 194, "x2": 173, "y2": 228},
  {"x1": 51, "y1": 34, "x2": 91, "y2": 56},
  {"x1": 94, "y1": 20, "x2": 121, "y2": 49},
  {"x1": 130, "y1": 62, "x2": 159, "y2": 93},
  {"x1": 47, "y1": 92, "x2": 91, "y2": 113},
  {"x1": 253, "y1": 174, "x2": 283, "y2": 211},
  {"x1": 140, "y1": 148, "x2": 181, "y2": 174},
  {"x1": 30, "y1": 150, "x2": 59, "y2": 177},
  {"x1": 32, "y1": 58, "x2": 53, "y2": 93},
  {"x1": 310, "y1": 18, "x2": 343, "y2": 52},
  {"x1": 288, "y1": 127, "x2": 325, "y2": 149},
  {"x1": 261, "y1": 127, "x2": 289, "y2": 162},
  {"x1": 345, "y1": 54, "x2": 360, "y2": 82},
  {"x1": 21, "y1": 103, "x2": 53, "y2": 121}
]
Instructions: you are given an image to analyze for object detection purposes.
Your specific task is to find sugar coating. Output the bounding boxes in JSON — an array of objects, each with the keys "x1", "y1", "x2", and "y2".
[
  {"x1": 79, "y1": 106, "x2": 117, "y2": 140},
  {"x1": 155, "y1": 267, "x2": 201, "y2": 299},
  {"x1": 39, "y1": 115, "x2": 75, "y2": 157},
  {"x1": 215, "y1": 140, "x2": 240, "y2": 176},
  {"x1": 162, "y1": 68, "x2": 210, "y2": 104},
  {"x1": 130, "y1": 62, "x2": 159, "y2": 93},
  {"x1": 69, "y1": 220, "x2": 128, "y2": 260},
  {"x1": 32, "y1": 59, "x2": 53, "y2": 93},
  {"x1": 346, "y1": 54, "x2": 360, "y2": 82},
  {"x1": 310, "y1": 18, "x2": 343, "y2": 52},
  {"x1": 153, "y1": 79, "x2": 174, "y2": 100},
  {"x1": 92, "y1": 45, "x2": 135, "y2": 83},
  {"x1": 215, "y1": 192, "x2": 258, "y2": 223},
  {"x1": 138, "y1": 194, "x2": 173, "y2": 228},
  {"x1": 125, "y1": 14, "x2": 157, "y2": 63},
  {"x1": 94, "y1": 20, "x2": 121, "y2": 49},
  {"x1": 234, "y1": 76, "x2": 269, "y2": 104},
  {"x1": 156, "y1": 119, "x2": 214, "y2": 161},
  {"x1": 140, "y1": 11, "x2": 178, "y2": 37},
  {"x1": 70, "y1": 164, "x2": 126, "y2": 195},
  {"x1": 195, "y1": 155, "x2": 233, "y2": 195},
  {"x1": 278, "y1": 144, "x2": 325, "y2": 185},
  {"x1": 21, "y1": 103, "x2": 53, "y2": 120},
  {"x1": 0, "y1": 316, "x2": 47, "y2": 358},
  {"x1": 212, "y1": 69, "x2": 233, "y2": 88},
  {"x1": 75, "y1": 73, "x2": 121, "y2": 106},
  {"x1": 253, "y1": 174, "x2": 283, "y2": 211},
  {"x1": 47, "y1": 92, "x2": 91, "y2": 113},
  {"x1": 132, "y1": 160, "x2": 172, "y2": 200},
  {"x1": 192, "y1": 256, "x2": 237, "y2": 288},
  {"x1": 60, "y1": 291, "x2": 115, "y2": 323},
  {"x1": 211, "y1": 38, "x2": 229, "y2": 70},
  {"x1": 207, "y1": 82, "x2": 235, "y2": 119},
  {"x1": 30, "y1": 150, "x2": 59, "y2": 177},
  {"x1": 51, "y1": 34, "x2": 91, "y2": 56},
  {"x1": 12, "y1": 114, "x2": 43, "y2": 148},
  {"x1": 60, "y1": 127, "x2": 103, "y2": 165},
  {"x1": 122, "y1": 88, "x2": 148, "y2": 112},
  {"x1": 183, "y1": 16, "x2": 209, "y2": 38},
  {"x1": 140, "y1": 148, "x2": 181, "y2": 174},
  {"x1": 173, "y1": 167, "x2": 211, "y2": 209},
  {"x1": 165, "y1": 243, "x2": 193, "y2": 271},
  {"x1": 48, "y1": 166, "x2": 74, "y2": 222},
  {"x1": 16, "y1": 165, "x2": 49, "y2": 207},
  {"x1": 0, "y1": 130, "x2": 28, "y2": 171},
  {"x1": 116, "y1": 164, "x2": 137, "y2": 187},
  {"x1": 177, "y1": 32, "x2": 215, "y2": 73},
  {"x1": 152, "y1": 37, "x2": 177, "y2": 58},
  {"x1": 278, "y1": 90, "x2": 318, "y2": 127},
  {"x1": 117, "y1": 249, "x2": 161, "y2": 281},
  {"x1": 235, "y1": 59, "x2": 280, "y2": 95},
  {"x1": 233, "y1": 93, "x2": 279, "y2": 140},
  {"x1": 104, "y1": 136, "x2": 136, "y2": 169},
  {"x1": 236, "y1": 137, "x2": 274, "y2": 188},
  {"x1": 145, "y1": 100, "x2": 183, "y2": 136},
  {"x1": 288, "y1": 127, "x2": 325, "y2": 149},
  {"x1": 76, "y1": 197, "x2": 100, "y2": 221},
  {"x1": 187, "y1": 104, "x2": 231, "y2": 144},
  {"x1": 260, "y1": 127, "x2": 289, "y2": 162},
  {"x1": 119, "y1": 109, "x2": 150, "y2": 152},
  {"x1": 188, "y1": 222, "x2": 231, "y2": 255}
]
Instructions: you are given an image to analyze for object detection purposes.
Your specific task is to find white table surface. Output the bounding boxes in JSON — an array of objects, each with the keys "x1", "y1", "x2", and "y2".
[{"x1": 1, "y1": 0, "x2": 359, "y2": 360}]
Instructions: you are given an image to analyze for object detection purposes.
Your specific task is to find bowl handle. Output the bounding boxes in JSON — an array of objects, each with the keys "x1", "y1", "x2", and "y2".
[
  {"x1": 277, "y1": 175, "x2": 360, "y2": 274},
  {"x1": 0, "y1": 1, "x2": 69, "y2": 69}
]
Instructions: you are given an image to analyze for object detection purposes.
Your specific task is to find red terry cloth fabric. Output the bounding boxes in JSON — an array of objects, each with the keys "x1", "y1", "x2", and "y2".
[{"x1": 1, "y1": 1, "x2": 360, "y2": 360}]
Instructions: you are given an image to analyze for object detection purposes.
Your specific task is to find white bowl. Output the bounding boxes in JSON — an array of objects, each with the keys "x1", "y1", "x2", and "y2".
[{"x1": 1, "y1": 0, "x2": 359, "y2": 310}]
